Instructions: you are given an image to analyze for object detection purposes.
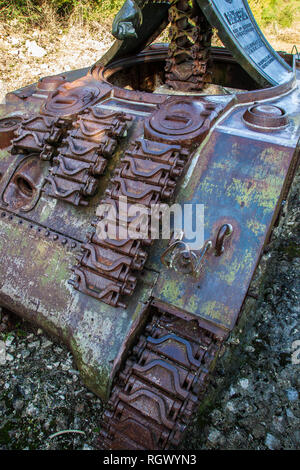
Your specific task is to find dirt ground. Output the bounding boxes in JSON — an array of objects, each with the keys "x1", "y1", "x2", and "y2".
[{"x1": 0, "y1": 17, "x2": 299, "y2": 450}]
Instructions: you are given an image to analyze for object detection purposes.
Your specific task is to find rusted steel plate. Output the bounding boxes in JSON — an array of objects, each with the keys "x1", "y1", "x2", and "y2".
[
  {"x1": 0, "y1": 210, "x2": 158, "y2": 399},
  {"x1": 150, "y1": 86, "x2": 299, "y2": 334}
]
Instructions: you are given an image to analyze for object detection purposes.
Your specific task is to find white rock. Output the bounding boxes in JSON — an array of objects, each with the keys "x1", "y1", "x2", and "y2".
[
  {"x1": 41, "y1": 339, "x2": 53, "y2": 349},
  {"x1": 265, "y1": 433, "x2": 281, "y2": 450},
  {"x1": 25, "y1": 40, "x2": 47, "y2": 58},
  {"x1": 208, "y1": 429, "x2": 221, "y2": 444},
  {"x1": 226, "y1": 401, "x2": 236, "y2": 412},
  {"x1": 83, "y1": 444, "x2": 93, "y2": 450},
  {"x1": 10, "y1": 37, "x2": 19, "y2": 45},
  {"x1": 26, "y1": 404, "x2": 39, "y2": 416},
  {"x1": 239, "y1": 378, "x2": 249, "y2": 389},
  {"x1": 0, "y1": 340, "x2": 6, "y2": 365},
  {"x1": 5, "y1": 336, "x2": 14, "y2": 346}
]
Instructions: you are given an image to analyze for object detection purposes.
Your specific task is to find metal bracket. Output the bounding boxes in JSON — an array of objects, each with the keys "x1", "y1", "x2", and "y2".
[
  {"x1": 161, "y1": 222, "x2": 234, "y2": 276},
  {"x1": 161, "y1": 232, "x2": 212, "y2": 278}
]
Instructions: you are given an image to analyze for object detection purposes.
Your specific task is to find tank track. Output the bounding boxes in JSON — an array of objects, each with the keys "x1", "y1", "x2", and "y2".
[
  {"x1": 165, "y1": 0, "x2": 213, "y2": 91},
  {"x1": 11, "y1": 107, "x2": 132, "y2": 206},
  {"x1": 70, "y1": 137, "x2": 188, "y2": 308},
  {"x1": 99, "y1": 306, "x2": 222, "y2": 449},
  {"x1": 70, "y1": 97, "x2": 221, "y2": 308},
  {"x1": 44, "y1": 108, "x2": 131, "y2": 206}
]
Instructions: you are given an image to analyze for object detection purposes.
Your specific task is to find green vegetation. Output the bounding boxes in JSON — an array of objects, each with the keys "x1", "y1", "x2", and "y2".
[
  {"x1": 261, "y1": 0, "x2": 299, "y2": 28},
  {"x1": 0, "y1": 1, "x2": 123, "y2": 26},
  {"x1": 0, "y1": 0, "x2": 298, "y2": 28}
]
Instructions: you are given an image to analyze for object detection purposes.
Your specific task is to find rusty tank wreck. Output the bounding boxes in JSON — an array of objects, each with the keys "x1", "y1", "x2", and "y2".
[{"x1": 0, "y1": 0, "x2": 299, "y2": 450}]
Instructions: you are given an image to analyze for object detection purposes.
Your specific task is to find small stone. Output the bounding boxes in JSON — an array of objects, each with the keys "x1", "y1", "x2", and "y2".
[
  {"x1": 239, "y1": 378, "x2": 249, "y2": 389},
  {"x1": 41, "y1": 339, "x2": 53, "y2": 349},
  {"x1": 22, "y1": 350, "x2": 30, "y2": 359},
  {"x1": 286, "y1": 388, "x2": 298, "y2": 401},
  {"x1": 5, "y1": 336, "x2": 14, "y2": 347},
  {"x1": 37, "y1": 329, "x2": 43, "y2": 335},
  {"x1": 26, "y1": 404, "x2": 38, "y2": 416},
  {"x1": 252, "y1": 424, "x2": 265, "y2": 439},
  {"x1": 25, "y1": 40, "x2": 47, "y2": 58},
  {"x1": 28, "y1": 341, "x2": 40, "y2": 350},
  {"x1": 43, "y1": 421, "x2": 51, "y2": 431},
  {"x1": 286, "y1": 408, "x2": 296, "y2": 421},
  {"x1": 13, "y1": 399, "x2": 24, "y2": 411},
  {"x1": 265, "y1": 433, "x2": 281, "y2": 450},
  {"x1": 10, "y1": 36, "x2": 19, "y2": 45},
  {"x1": 226, "y1": 401, "x2": 236, "y2": 412},
  {"x1": 75, "y1": 403, "x2": 85, "y2": 414},
  {"x1": 6, "y1": 353, "x2": 14, "y2": 361},
  {"x1": 0, "y1": 340, "x2": 5, "y2": 365},
  {"x1": 83, "y1": 444, "x2": 93, "y2": 450},
  {"x1": 273, "y1": 416, "x2": 285, "y2": 433},
  {"x1": 207, "y1": 428, "x2": 221, "y2": 445}
]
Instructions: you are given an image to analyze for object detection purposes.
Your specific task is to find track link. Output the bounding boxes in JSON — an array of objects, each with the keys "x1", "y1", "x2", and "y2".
[
  {"x1": 165, "y1": 0, "x2": 213, "y2": 91},
  {"x1": 99, "y1": 307, "x2": 222, "y2": 450}
]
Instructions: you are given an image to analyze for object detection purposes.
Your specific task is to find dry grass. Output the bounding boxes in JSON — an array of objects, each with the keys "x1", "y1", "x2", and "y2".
[
  {"x1": 0, "y1": 8, "x2": 299, "y2": 103},
  {"x1": 0, "y1": 20, "x2": 114, "y2": 102}
]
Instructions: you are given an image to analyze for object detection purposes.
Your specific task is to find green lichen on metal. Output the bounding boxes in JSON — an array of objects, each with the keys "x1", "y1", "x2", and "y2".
[
  {"x1": 226, "y1": 173, "x2": 284, "y2": 212},
  {"x1": 0, "y1": 213, "x2": 158, "y2": 399},
  {"x1": 160, "y1": 278, "x2": 182, "y2": 304},
  {"x1": 152, "y1": 122, "x2": 295, "y2": 332},
  {"x1": 185, "y1": 294, "x2": 200, "y2": 314},
  {"x1": 218, "y1": 248, "x2": 254, "y2": 286},
  {"x1": 39, "y1": 199, "x2": 58, "y2": 223},
  {"x1": 40, "y1": 249, "x2": 70, "y2": 288},
  {"x1": 200, "y1": 300, "x2": 233, "y2": 326},
  {"x1": 246, "y1": 218, "x2": 266, "y2": 236}
]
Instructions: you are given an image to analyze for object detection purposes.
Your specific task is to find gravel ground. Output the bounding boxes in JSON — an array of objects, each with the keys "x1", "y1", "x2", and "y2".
[{"x1": 0, "y1": 166, "x2": 299, "y2": 451}]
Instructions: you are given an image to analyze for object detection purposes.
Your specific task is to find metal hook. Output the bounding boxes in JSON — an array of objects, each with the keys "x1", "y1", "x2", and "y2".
[{"x1": 215, "y1": 223, "x2": 233, "y2": 256}]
